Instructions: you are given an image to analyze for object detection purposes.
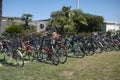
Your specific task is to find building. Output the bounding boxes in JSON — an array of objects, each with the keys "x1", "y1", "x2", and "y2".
[
  {"x1": 31, "y1": 19, "x2": 56, "y2": 33},
  {"x1": 1, "y1": 16, "x2": 120, "y2": 33},
  {"x1": 103, "y1": 21, "x2": 120, "y2": 31},
  {"x1": 1, "y1": 16, "x2": 49, "y2": 33},
  {"x1": 31, "y1": 19, "x2": 49, "y2": 32},
  {"x1": 1, "y1": 16, "x2": 23, "y2": 33},
  {"x1": 1, "y1": 16, "x2": 56, "y2": 33}
]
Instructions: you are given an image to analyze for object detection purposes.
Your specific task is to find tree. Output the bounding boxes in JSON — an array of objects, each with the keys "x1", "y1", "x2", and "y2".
[
  {"x1": 4, "y1": 15, "x2": 36, "y2": 35},
  {"x1": 71, "y1": 9, "x2": 83, "y2": 18},
  {"x1": 4, "y1": 23, "x2": 25, "y2": 34},
  {"x1": 71, "y1": 9, "x2": 87, "y2": 32},
  {"x1": 0, "y1": 0, "x2": 2, "y2": 33},
  {"x1": 61, "y1": 6, "x2": 71, "y2": 17},
  {"x1": 4, "y1": 22, "x2": 36, "y2": 35},
  {"x1": 49, "y1": 6, "x2": 104, "y2": 34},
  {"x1": 50, "y1": 10, "x2": 62, "y2": 18},
  {"x1": 82, "y1": 13, "x2": 104, "y2": 32},
  {"x1": 49, "y1": 8, "x2": 88, "y2": 34},
  {"x1": 21, "y1": 13, "x2": 33, "y2": 30},
  {"x1": 49, "y1": 6, "x2": 76, "y2": 34}
]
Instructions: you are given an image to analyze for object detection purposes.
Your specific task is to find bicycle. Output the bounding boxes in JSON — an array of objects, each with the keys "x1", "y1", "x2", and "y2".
[
  {"x1": 2, "y1": 39, "x2": 24, "y2": 67},
  {"x1": 38, "y1": 36, "x2": 59, "y2": 65}
]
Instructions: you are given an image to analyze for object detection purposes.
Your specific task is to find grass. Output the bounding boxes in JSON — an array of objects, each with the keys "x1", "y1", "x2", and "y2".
[{"x1": 0, "y1": 51, "x2": 120, "y2": 80}]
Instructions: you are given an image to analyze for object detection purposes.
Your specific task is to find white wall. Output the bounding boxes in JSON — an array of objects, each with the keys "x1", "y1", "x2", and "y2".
[
  {"x1": 104, "y1": 21, "x2": 120, "y2": 31},
  {"x1": 31, "y1": 21, "x2": 47, "y2": 32},
  {"x1": 106, "y1": 24, "x2": 115, "y2": 31}
]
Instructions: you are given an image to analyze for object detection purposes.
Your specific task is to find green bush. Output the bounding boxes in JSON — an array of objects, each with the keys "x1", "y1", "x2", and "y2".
[
  {"x1": 3, "y1": 22, "x2": 37, "y2": 36},
  {"x1": 4, "y1": 23, "x2": 25, "y2": 34}
]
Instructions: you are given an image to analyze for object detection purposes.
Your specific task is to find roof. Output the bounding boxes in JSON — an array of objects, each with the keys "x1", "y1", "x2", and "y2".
[
  {"x1": 104, "y1": 21, "x2": 117, "y2": 24},
  {"x1": 104, "y1": 21, "x2": 120, "y2": 26},
  {"x1": 33, "y1": 19, "x2": 50, "y2": 22}
]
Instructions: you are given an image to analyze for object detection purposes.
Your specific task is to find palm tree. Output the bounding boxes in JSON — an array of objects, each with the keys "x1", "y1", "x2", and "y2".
[
  {"x1": 21, "y1": 13, "x2": 33, "y2": 30},
  {"x1": 62, "y1": 6, "x2": 71, "y2": 17},
  {"x1": 0, "y1": 0, "x2": 2, "y2": 33}
]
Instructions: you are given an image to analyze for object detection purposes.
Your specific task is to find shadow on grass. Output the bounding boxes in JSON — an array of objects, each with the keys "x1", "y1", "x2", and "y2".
[
  {"x1": 0, "y1": 59, "x2": 19, "y2": 67},
  {"x1": 67, "y1": 55, "x2": 80, "y2": 58},
  {"x1": 36, "y1": 58, "x2": 57, "y2": 66},
  {"x1": 0, "y1": 59, "x2": 6, "y2": 64}
]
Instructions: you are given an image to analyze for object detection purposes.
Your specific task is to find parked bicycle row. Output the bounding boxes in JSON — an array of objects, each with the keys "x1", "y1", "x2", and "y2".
[{"x1": 0, "y1": 32, "x2": 120, "y2": 67}]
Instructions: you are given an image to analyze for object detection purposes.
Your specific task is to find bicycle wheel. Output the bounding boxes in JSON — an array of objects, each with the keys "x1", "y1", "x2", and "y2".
[
  {"x1": 95, "y1": 47, "x2": 103, "y2": 53},
  {"x1": 114, "y1": 45, "x2": 120, "y2": 51},
  {"x1": 51, "y1": 54, "x2": 59, "y2": 65},
  {"x1": 56, "y1": 47, "x2": 67, "y2": 64},
  {"x1": 73, "y1": 44, "x2": 85, "y2": 58},
  {"x1": 65, "y1": 41, "x2": 73, "y2": 56},
  {"x1": 94, "y1": 42, "x2": 103, "y2": 53},
  {"x1": 28, "y1": 52, "x2": 34, "y2": 62},
  {"x1": 3, "y1": 50, "x2": 12, "y2": 63},
  {"x1": 36, "y1": 48, "x2": 43, "y2": 60},
  {"x1": 39, "y1": 48, "x2": 48, "y2": 61},
  {"x1": 104, "y1": 45, "x2": 112, "y2": 52},
  {"x1": 104, "y1": 41, "x2": 113, "y2": 52},
  {"x1": 23, "y1": 50, "x2": 34, "y2": 62},
  {"x1": 85, "y1": 43, "x2": 95, "y2": 56},
  {"x1": 16, "y1": 50, "x2": 24, "y2": 67},
  {"x1": 85, "y1": 48, "x2": 94, "y2": 56}
]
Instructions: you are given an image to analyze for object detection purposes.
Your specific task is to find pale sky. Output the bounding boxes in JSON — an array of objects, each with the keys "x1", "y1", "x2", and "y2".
[{"x1": 2, "y1": 0, "x2": 120, "y2": 22}]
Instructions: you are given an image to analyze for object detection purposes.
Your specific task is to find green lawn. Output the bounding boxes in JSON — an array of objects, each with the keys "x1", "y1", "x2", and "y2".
[{"x1": 0, "y1": 51, "x2": 120, "y2": 80}]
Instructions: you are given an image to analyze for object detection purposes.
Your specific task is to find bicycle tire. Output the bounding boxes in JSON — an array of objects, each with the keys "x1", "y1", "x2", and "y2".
[
  {"x1": 16, "y1": 50, "x2": 24, "y2": 67},
  {"x1": 56, "y1": 47, "x2": 67, "y2": 64},
  {"x1": 51, "y1": 54, "x2": 59, "y2": 65},
  {"x1": 73, "y1": 44, "x2": 85, "y2": 58},
  {"x1": 3, "y1": 50, "x2": 12, "y2": 63}
]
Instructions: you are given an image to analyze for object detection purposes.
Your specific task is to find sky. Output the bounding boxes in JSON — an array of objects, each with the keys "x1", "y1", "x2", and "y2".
[{"x1": 2, "y1": 0, "x2": 120, "y2": 22}]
